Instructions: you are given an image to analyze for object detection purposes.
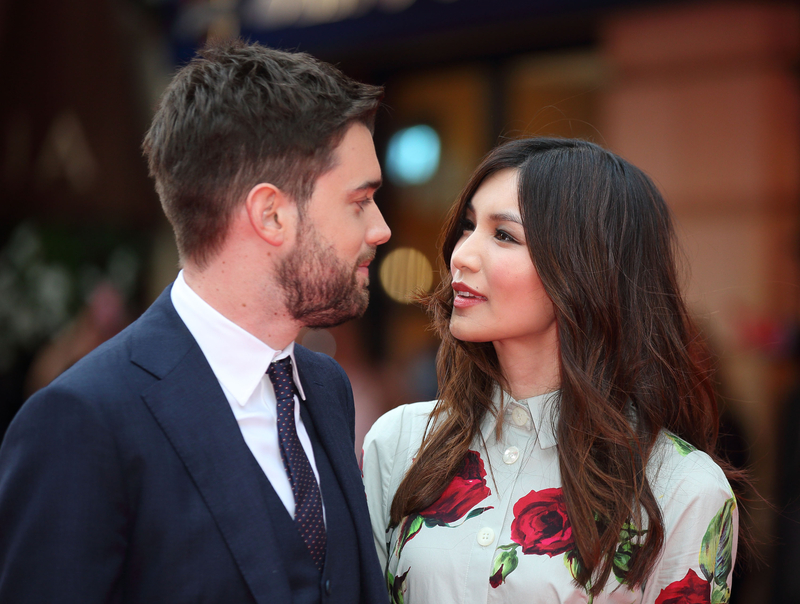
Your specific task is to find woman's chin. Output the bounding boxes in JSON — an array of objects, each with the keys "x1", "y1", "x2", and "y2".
[{"x1": 449, "y1": 321, "x2": 487, "y2": 343}]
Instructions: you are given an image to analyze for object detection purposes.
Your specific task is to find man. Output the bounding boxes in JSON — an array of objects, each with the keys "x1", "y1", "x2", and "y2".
[{"x1": 0, "y1": 41, "x2": 391, "y2": 603}]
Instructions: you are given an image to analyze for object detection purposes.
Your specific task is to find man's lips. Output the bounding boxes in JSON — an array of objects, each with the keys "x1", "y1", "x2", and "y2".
[
  {"x1": 357, "y1": 253, "x2": 375, "y2": 276},
  {"x1": 452, "y1": 281, "x2": 487, "y2": 308}
]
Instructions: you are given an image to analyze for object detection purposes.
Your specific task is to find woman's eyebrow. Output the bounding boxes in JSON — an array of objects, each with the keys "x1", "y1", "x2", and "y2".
[{"x1": 489, "y1": 211, "x2": 522, "y2": 225}]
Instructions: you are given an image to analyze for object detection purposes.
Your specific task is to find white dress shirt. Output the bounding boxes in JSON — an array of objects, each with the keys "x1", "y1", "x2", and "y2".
[{"x1": 171, "y1": 270, "x2": 323, "y2": 519}]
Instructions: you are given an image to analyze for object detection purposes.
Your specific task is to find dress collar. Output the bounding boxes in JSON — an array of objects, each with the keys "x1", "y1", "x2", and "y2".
[{"x1": 485, "y1": 385, "x2": 560, "y2": 449}]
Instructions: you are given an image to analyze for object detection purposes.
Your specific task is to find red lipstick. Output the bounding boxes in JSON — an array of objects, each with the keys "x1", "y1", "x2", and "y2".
[{"x1": 452, "y1": 282, "x2": 487, "y2": 308}]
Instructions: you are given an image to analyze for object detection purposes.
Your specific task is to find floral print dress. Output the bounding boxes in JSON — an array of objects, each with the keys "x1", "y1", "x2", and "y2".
[{"x1": 361, "y1": 390, "x2": 737, "y2": 604}]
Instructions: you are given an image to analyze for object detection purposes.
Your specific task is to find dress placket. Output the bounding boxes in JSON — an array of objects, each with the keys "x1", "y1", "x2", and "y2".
[{"x1": 465, "y1": 395, "x2": 539, "y2": 603}]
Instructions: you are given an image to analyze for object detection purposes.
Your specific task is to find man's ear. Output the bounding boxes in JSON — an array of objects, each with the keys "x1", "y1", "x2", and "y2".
[{"x1": 245, "y1": 183, "x2": 297, "y2": 246}]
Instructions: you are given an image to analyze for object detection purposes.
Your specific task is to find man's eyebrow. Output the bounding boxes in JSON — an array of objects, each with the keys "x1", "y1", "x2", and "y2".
[{"x1": 352, "y1": 179, "x2": 382, "y2": 193}]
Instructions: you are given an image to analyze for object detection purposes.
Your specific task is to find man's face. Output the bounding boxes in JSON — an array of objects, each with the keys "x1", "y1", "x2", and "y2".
[{"x1": 278, "y1": 123, "x2": 391, "y2": 328}]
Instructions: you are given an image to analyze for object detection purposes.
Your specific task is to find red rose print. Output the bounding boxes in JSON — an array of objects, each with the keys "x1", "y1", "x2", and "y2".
[
  {"x1": 655, "y1": 569, "x2": 711, "y2": 604},
  {"x1": 395, "y1": 450, "x2": 493, "y2": 558},
  {"x1": 419, "y1": 450, "x2": 492, "y2": 525},
  {"x1": 510, "y1": 488, "x2": 573, "y2": 556}
]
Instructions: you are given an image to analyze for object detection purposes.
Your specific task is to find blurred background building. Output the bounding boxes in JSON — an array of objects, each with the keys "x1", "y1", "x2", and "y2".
[{"x1": 1, "y1": 0, "x2": 798, "y2": 600}]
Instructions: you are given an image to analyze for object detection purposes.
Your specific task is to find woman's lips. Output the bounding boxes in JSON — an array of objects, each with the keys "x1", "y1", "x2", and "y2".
[{"x1": 452, "y1": 282, "x2": 487, "y2": 308}]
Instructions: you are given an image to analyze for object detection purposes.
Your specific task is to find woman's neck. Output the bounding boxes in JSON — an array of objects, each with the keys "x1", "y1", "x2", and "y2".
[{"x1": 493, "y1": 337, "x2": 560, "y2": 400}]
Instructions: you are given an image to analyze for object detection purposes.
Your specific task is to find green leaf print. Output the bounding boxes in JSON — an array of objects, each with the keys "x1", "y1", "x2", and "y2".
[
  {"x1": 395, "y1": 515, "x2": 424, "y2": 558},
  {"x1": 613, "y1": 521, "x2": 645, "y2": 584},
  {"x1": 711, "y1": 582, "x2": 731, "y2": 604},
  {"x1": 465, "y1": 506, "x2": 494, "y2": 521},
  {"x1": 699, "y1": 497, "x2": 736, "y2": 591},
  {"x1": 564, "y1": 548, "x2": 583, "y2": 581},
  {"x1": 489, "y1": 546, "x2": 519, "y2": 588},
  {"x1": 613, "y1": 539, "x2": 640, "y2": 581},
  {"x1": 665, "y1": 432, "x2": 697, "y2": 456},
  {"x1": 387, "y1": 568, "x2": 410, "y2": 604},
  {"x1": 563, "y1": 549, "x2": 595, "y2": 604},
  {"x1": 423, "y1": 505, "x2": 494, "y2": 529},
  {"x1": 618, "y1": 520, "x2": 643, "y2": 542}
]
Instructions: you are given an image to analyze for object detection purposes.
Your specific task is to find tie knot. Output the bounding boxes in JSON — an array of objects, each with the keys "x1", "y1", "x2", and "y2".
[{"x1": 267, "y1": 357, "x2": 296, "y2": 400}]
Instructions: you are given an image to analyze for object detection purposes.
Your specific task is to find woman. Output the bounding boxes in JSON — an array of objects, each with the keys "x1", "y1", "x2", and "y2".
[{"x1": 362, "y1": 138, "x2": 739, "y2": 603}]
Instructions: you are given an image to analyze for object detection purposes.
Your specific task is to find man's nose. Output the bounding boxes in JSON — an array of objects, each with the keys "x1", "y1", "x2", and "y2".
[{"x1": 367, "y1": 206, "x2": 391, "y2": 247}]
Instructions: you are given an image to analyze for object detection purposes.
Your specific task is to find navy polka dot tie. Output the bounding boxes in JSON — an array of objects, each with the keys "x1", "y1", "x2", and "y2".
[{"x1": 267, "y1": 357, "x2": 326, "y2": 571}]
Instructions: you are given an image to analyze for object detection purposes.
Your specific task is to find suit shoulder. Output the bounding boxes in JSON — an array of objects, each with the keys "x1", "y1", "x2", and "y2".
[
  {"x1": 294, "y1": 344, "x2": 348, "y2": 382},
  {"x1": 15, "y1": 311, "x2": 159, "y2": 429},
  {"x1": 4, "y1": 374, "x2": 122, "y2": 468},
  {"x1": 36, "y1": 325, "x2": 135, "y2": 402}
]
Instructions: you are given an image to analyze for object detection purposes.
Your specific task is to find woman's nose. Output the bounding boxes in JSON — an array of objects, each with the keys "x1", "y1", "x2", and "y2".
[{"x1": 450, "y1": 232, "x2": 481, "y2": 274}]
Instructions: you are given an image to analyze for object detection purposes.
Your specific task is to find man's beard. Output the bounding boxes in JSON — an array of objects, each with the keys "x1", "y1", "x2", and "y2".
[{"x1": 277, "y1": 225, "x2": 374, "y2": 329}]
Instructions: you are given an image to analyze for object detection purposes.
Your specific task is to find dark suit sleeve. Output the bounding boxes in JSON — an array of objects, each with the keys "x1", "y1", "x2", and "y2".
[{"x1": 0, "y1": 385, "x2": 129, "y2": 603}]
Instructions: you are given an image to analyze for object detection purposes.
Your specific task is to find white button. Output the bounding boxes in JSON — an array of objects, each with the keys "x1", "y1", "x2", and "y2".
[
  {"x1": 512, "y1": 407, "x2": 528, "y2": 426},
  {"x1": 476, "y1": 527, "x2": 495, "y2": 546},
  {"x1": 503, "y1": 446, "x2": 520, "y2": 465}
]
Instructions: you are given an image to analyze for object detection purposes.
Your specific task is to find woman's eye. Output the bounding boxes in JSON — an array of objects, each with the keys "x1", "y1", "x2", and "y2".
[
  {"x1": 495, "y1": 229, "x2": 516, "y2": 243},
  {"x1": 459, "y1": 218, "x2": 475, "y2": 233}
]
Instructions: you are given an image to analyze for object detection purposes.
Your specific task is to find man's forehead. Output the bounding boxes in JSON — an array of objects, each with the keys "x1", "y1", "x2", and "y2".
[{"x1": 331, "y1": 126, "x2": 381, "y2": 185}]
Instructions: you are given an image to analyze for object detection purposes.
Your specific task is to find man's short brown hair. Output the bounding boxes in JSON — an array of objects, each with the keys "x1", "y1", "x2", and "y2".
[{"x1": 142, "y1": 40, "x2": 384, "y2": 267}]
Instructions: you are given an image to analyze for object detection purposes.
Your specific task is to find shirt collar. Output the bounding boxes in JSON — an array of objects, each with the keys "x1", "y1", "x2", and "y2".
[
  {"x1": 170, "y1": 270, "x2": 306, "y2": 405},
  {"x1": 488, "y1": 385, "x2": 559, "y2": 449}
]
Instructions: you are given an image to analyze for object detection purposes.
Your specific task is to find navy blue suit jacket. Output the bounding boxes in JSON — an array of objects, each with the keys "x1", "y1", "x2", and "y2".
[{"x1": 0, "y1": 286, "x2": 388, "y2": 604}]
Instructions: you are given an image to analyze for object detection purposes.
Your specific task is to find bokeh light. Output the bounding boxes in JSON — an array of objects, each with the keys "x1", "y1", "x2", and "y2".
[
  {"x1": 379, "y1": 247, "x2": 434, "y2": 304},
  {"x1": 385, "y1": 125, "x2": 441, "y2": 186}
]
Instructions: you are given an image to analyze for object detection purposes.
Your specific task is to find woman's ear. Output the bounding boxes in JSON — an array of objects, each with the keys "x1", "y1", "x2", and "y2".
[{"x1": 245, "y1": 183, "x2": 296, "y2": 246}]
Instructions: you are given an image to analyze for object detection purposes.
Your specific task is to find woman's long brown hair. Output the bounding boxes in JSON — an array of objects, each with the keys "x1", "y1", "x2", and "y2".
[{"x1": 389, "y1": 138, "x2": 742, "y2": 596}]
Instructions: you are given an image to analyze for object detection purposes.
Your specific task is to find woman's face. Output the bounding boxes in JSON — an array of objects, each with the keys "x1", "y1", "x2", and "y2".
[{"x1": 449, "y1": 169, "x2": 558, "y2": 353}]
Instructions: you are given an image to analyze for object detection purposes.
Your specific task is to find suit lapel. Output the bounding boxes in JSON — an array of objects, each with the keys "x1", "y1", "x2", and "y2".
[
  {"x1": 294, "y1": 350, "x2": 367, "y2": 538},
  {"x1": 132, "y1": 288, "x2": 292, "y2": 604}
]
